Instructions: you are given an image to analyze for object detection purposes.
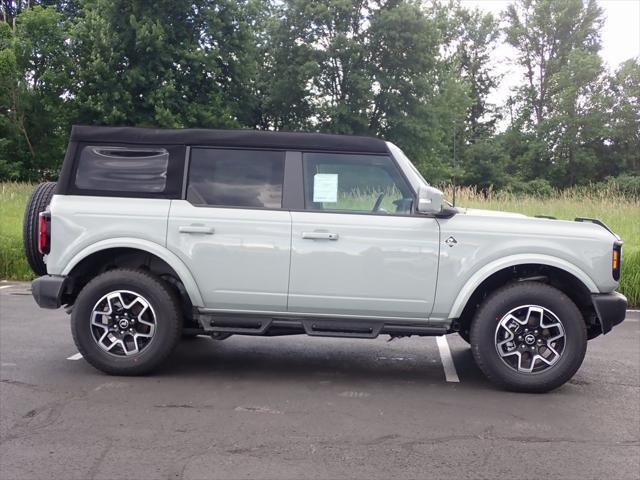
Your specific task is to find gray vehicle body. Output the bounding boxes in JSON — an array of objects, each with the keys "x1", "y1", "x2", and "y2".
[{"x1": 33, "y1": 126, "x2": 625, "y2": 340}]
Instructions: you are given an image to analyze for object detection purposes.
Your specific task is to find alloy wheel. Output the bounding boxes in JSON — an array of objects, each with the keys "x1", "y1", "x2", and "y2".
[
  {"x1": 494, "y1": 305, "x2": 566, "y2": 374},
  {"x1": 90, "y1": 290, "x2": 157, "y2": 356}
]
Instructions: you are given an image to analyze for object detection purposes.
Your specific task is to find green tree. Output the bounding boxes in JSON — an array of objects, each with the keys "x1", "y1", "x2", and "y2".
[
  {"x1": 0, "y1": 5, "x2": 70, "y2": 180},
  {"x1": 504, "y1": 0, "x2": 605, "y2": 185},
  {"x1": 431, "y1": 1, "x2": 502, "y2": 187},
  {"x1": 254, "y1": 1, "x2": 318, "y2": 130},
  {"x1": 71, "y1": 0, "x2": 264, "y2": 128},
  {"x1": 604, "y1": 58, "x2": 640, "y2": 175}
]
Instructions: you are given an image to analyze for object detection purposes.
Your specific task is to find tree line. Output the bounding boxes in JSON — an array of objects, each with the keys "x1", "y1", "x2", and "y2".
[{"x1": 0, "y1": 0, "x2": 638, "y2": 191}]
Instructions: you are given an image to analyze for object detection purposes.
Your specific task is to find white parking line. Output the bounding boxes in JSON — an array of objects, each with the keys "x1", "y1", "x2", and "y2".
[
  {"x1": 436, "y1": 335, "x2": 460, "y2": 383},
  {"x1": 67, "y1": 353, "x2": 83, "y2": 361},
  {"x1": 0, "y1": 285, "x2": 13, "y2": 290}
]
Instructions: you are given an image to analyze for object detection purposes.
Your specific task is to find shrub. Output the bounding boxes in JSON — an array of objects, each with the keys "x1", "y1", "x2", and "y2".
[
  {"x1": 603, "y1": 174, "x2": 640, "y2": 199},
  {"x1": 506, "y1": 178, "x2": 555, "y2": 197}
]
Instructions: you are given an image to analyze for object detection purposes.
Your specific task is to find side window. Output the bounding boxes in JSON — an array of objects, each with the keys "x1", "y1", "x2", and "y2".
[
  {"x1": 187, "y1": 148, "x2": 285, "y2": 209},
  {"x1": 303, "y1": 153, "x2": 414, "y2": 215},
  {"x1": 75, "y1": 146, "x2": 169, "y2": 193}
]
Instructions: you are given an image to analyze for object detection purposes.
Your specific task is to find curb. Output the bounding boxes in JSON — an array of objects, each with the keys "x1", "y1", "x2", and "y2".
[{"x1": 626, "y1": 310, "x2": 640, "y2": 320}]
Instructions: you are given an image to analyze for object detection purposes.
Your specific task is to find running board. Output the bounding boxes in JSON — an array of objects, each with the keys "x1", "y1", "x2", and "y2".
[{"x1": 195, "y1": 312, "x2": 447, "y2": 339}]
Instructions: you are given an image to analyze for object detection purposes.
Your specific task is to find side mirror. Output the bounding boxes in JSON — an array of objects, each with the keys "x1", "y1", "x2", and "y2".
[{"x1": 417, "y1": 186, "x2": 444, "y2": 214}]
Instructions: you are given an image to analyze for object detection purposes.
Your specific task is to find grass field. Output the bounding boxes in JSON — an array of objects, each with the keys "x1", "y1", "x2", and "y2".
[{"x1": 1, "y1": 182, "x2": 638, "y2": 305}]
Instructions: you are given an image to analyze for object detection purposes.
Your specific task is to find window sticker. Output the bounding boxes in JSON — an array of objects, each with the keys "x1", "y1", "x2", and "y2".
[{"x1": 313, "y1": 173, "x2": 338, "y2": 202}]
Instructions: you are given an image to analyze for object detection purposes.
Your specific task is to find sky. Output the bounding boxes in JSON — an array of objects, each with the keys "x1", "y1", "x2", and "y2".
[{"x1": 459, "y1": 0, "x2": 640, "y2": 108}]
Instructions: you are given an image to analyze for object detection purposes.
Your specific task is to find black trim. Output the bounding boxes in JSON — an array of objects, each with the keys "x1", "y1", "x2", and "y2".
[
  {"x1": 31, "y1": 275, "x2": 69, "y2": 309},
  {"x1": 575, "y1": 217, "x2": 620, "y2": 240},
  {"x1": 181, "y1": 146, "x2": 191, "y2": 200},
  {"x1": 56, "y1": 140, "x2": 79, "y2": 195},
  {"x1": 69, "y1": 125, "x2": 388, "y2": 153},
  {"x1": 196, "y1": 311, "x2": 447, "y2": 339},
  {"x1": 283, "y1": 151, "x2": 304, "y2": 210},
  {"x1": 434, "y1": 206, "x2": 459, "y2": 219},
  {"x1": 591, "y1": 292, "x2": 627, "y2": 335}
]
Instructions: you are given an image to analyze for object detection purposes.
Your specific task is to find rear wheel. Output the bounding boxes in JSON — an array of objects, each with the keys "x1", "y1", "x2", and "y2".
[
  {"x1": 458, "y1": 328, "x2": 470, "y2": 344},
  {"x1": 470, "y1": 282, "x2": 587, "y2": 393},
  {"x1": 71, "y1": 269, "x2": 182, "y2": 375},
  {"x1": 23, "y1": 181, "x2": 57, "y2": 276}
]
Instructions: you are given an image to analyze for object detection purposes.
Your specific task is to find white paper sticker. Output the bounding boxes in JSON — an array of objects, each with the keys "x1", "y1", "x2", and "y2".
[{"x1": 313, "y1": 174, "x2": 338, "y2": 202}]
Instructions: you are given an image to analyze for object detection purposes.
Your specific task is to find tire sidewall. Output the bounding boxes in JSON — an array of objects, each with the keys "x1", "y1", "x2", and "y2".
[
  {"x1": 471, "y1": 283, "x2": 587, "y2": 392},
  {"x1": 23, "y1": 181, "x2": 57, "y2": 276},
  {"x1": 71, "y1": 270, "x2": 181, "y2": 375}
]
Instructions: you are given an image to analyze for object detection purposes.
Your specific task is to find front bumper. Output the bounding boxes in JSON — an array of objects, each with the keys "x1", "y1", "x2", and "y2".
[
  {"x1": 31, "y1": 275, "x2": 69, "y2": 309},
  {"x1": 592, "y1": 292, "x2": 627, "y2": 335}
]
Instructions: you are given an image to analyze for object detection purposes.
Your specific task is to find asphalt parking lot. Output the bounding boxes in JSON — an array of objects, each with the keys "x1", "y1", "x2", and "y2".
[{"x1": 1, "y1": 282, "x2": 639, "y2": 480}]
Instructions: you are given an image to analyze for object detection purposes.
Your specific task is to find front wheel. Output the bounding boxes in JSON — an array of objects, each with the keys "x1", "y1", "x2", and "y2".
[
  {"x1": 470, "y1": 282, "x2": 587, "y2": 393},
  {"x1": 71, "y1": 269, "x2": 183, "y2": 375}
]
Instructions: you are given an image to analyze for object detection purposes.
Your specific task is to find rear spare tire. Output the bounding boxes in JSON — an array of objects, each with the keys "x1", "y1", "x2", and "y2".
[{"x1": 23, "y1": 181, "x2": 57, "y2": 276}]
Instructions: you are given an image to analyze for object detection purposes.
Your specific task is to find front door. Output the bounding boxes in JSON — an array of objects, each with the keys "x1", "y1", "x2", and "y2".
[
  {"x1": 167, "y1": 147, "x2": 291, "y2": 311},
  {"x1": 288, "y1": 152, "x2": 440, "y2": 319}
]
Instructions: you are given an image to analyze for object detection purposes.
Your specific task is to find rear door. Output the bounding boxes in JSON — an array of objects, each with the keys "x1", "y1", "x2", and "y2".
[
  {"x1": 288, "y1": 152, "x2": 440, "y2": 319},
  {"x1": 167, "y1": 148, "x2": 291, "y2": 311}
]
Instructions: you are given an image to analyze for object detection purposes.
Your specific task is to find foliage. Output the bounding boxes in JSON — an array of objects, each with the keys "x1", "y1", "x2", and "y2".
[
  {"x1": 0, "y1": 0, "x2": 638, "y2": 189},
  {"x1": 0, "y1": 5, "x2": 71, "y2": 181},
  {"x1": 603, "y1": 174, "x2": 640, "y2": 199},
  {"x1": 0, "y1": 182, "x2": 34, "y2": 280}
]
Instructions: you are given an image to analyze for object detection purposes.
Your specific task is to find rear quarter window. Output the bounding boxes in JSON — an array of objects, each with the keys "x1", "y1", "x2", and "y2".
[{"x1": 75, "y1": 146, "x2": 169, "y2": 193}]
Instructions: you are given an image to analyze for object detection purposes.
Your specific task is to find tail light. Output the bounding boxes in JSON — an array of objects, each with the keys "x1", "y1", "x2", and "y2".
[
  {"x1": 612, "y1": 242, "x2": 622, "y2": 281},
  {"x1": 38, "y1": 212, "x2": 51, "y2": 255}
]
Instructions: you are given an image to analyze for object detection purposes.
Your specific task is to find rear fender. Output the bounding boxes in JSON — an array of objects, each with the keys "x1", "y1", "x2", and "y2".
[{"x1": 61, "y1": 238, "x2": 204, "y2": 307}]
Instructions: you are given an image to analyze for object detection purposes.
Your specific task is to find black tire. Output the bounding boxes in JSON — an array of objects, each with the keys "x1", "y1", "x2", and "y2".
[
  {"x1": 23, "y1": 181, "x2": 57, "y2": 276},
  {"x1": 470, "y1": 282, "x2": 587, "y2": 393},
  {"x1": 71, "y1": 269, "x2": 183, "y2": 375},
  {"x1": 181, "y1": 331, "x2": 201, "y2": 339},
  {"x1": 458, "y1": 328, "x2": 471, "y2": 344}
]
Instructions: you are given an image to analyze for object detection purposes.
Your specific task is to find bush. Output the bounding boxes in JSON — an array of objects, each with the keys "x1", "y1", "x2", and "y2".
[
  {"x1": 506, "y1": 179, "x2": 555, "y2": 197},
  {"x1": 603, "y1": 174, "x2": 640, "y2": 199}
]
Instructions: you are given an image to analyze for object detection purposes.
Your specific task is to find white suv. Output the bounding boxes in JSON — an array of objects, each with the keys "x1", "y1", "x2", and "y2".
[{"x1": 26, "y1": 125, "x2": 627, "y2": 392}]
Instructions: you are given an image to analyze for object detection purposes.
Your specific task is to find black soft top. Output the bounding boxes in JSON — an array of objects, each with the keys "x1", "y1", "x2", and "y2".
[{"x1": 70, "y1": 125, "x2": 389, "y2": 153}]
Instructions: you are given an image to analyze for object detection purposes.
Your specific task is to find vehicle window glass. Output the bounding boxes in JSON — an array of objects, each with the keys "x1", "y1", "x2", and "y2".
[
  {"x1": 75, "y1": 146, "x2": 168, "y2": 192},
  {"x1": 303, "y1": 153, "x2": 413, "y2": 215},
  {"x1": 187, "y1": 148, "x2": 285, "y2": 208}
]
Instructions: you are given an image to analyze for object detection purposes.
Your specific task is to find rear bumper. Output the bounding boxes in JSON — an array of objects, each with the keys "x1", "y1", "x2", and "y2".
[
  {"x1": 31, "y1": 275, "x2": 69, "y2": 309},
  {"x1": 592, "y1": 292, "x2": 627, "y2": 335}
]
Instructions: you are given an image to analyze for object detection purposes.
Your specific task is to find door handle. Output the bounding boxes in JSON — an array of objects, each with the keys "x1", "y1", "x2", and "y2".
[
  {"x1": 179, "y1": 225, "x2": 214, "y2": 235},
  {"x1": 301, "y1": 232, "x2": 339, "y2": 240}
]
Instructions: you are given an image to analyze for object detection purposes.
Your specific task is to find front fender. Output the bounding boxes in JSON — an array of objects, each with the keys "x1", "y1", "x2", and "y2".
[
  {"x1": 61, "y1": 237, "x2": 204, "y2": 308},
  {"x1": 447, "y1": 254, "x2": 599, "y2": 319}
]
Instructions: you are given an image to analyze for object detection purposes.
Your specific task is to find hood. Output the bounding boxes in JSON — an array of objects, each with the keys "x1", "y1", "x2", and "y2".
[
  {"x1": 461, "y1": 207, "x2": 528, "y2": 219},
  {"x1": 455, "y1": 207, "x2": 619, "y2": 242}
]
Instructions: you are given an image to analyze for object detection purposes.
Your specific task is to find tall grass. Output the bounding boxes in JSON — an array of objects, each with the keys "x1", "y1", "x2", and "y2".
[
  {"x1": 1, "y1": 182, "x2": 638, "y2": 305},
  {"x1": 0, "y1": 183, "x2": 34, "y2": 280}
]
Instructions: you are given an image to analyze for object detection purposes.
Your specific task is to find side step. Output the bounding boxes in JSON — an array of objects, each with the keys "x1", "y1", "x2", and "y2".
[{"x1": 196, "y1": 312, "x2": 447, "y2": 339}]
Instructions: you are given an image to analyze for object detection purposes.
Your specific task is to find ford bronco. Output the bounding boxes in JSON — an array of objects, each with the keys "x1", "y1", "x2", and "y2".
[{"x1": 25, "y1": 126, "x2": 627, "y2": 392}]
